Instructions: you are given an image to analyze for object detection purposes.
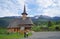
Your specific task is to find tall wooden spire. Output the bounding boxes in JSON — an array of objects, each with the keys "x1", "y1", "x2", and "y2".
[
  {"x1": 22, "y1": 5, "x2": 28, "y2": 15},
  {"x1": 24, "y1": 5, "x2": 26, "y2": 13}
]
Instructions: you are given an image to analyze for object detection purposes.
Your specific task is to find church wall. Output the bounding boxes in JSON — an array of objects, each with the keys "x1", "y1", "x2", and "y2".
[{"x1": 7, "y1": 25, "x2": 32, "y2": 33}]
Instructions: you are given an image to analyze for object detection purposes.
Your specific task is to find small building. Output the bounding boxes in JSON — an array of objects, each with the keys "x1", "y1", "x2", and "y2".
[{"x1": 7, "y1": 5, "x2": 33, "y2": 33}]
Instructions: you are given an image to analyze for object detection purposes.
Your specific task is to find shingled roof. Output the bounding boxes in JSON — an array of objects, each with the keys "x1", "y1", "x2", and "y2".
[{"x1": 7, "y1": 17, "x2": 33, "y2": 28}]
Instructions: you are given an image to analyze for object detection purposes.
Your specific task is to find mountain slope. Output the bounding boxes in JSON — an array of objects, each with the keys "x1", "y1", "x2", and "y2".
[{"x1": 0, "y1": 15, "x2": 60, "y2": 28}]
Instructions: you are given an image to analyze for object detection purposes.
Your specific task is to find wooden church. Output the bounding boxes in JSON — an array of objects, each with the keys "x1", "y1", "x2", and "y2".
[{"x1": 7, "y1": 5, "x2": 33, "y2": 32}]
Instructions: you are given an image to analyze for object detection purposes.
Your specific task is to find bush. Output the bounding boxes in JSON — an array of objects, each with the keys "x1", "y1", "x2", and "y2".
[
  {"x1": 0, "y1": 28, "x2": 7, "y2": 34},
  {"x1": 31, "y1": 26, "x2": 41, "y2": 32}
]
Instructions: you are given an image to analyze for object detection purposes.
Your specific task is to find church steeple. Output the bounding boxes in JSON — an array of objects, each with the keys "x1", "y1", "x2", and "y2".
[
  {"x1": 24, "y1": 5, "x2": 26, "y2": 13},
  {"x1": 22, "y1": 5, "x2": 28, "y2": 15}
]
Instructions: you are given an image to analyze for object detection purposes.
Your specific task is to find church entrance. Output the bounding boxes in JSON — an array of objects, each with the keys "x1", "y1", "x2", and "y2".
[{"x1": 20, "y1": 26, "x2": 25, "y2": 30}]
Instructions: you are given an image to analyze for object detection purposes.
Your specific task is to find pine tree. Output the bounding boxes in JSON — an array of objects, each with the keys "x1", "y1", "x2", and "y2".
[{"x1": 48, "y1": 20, "x2": 52, "y2": 27}]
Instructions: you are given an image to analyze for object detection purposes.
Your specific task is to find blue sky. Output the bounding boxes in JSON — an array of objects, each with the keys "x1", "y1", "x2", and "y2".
[{"x1": 0, "y1": 0, "x2": 60, "y2": 17}]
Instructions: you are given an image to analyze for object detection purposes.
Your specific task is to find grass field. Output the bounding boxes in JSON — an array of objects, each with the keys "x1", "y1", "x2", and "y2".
[
  {"x1": 0, "y1": 33, "x2": 24, "y2": 39},
  {"x1": 0, "y1": 32, "x2": 32, "y2": 39},
  {"x1": 0, "y1": 28, "x2": 32, "y2": 39}
]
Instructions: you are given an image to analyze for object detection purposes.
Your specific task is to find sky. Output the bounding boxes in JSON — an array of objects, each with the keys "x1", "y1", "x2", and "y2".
[{"x1": 0, "y1": 0, "x2": 60, "y2": 17}]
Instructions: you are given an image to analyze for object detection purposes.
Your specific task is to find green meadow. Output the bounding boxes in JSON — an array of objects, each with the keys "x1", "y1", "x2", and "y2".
[{"x1": 0, "y1": 28, "x2": 32, "y2": 39}]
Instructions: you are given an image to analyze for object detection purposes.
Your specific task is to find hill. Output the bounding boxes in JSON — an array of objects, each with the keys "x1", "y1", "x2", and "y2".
[{"x1": 0, "y1": 15, "x2": 60, "y2": 28}]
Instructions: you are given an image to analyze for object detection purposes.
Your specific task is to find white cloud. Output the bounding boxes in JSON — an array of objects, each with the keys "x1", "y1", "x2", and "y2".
[
  {"x1": 17, "y1": 0, "x2": 25, "y2": 10},
  {"x1": 0, "y1": 0, "x2": 60, "y2": 17},
  {"x1": 36, "y1": 0, "x2": 53, "y2": 8},
  {"x1": 0, "y1": 0, "x2": 32, "y2": 17},
  {"x1": 0, "y1": 8, "x2": 19, "y2": 17},
  {"x1": 36, "y1": 0, "x2": 60, "y2": 17},
  {"x1": 42, "y1": 8, "x2": 60, "y2": 17},
  {"x1": 0, "y1": 0, "x2": 25, "y2": 17}
]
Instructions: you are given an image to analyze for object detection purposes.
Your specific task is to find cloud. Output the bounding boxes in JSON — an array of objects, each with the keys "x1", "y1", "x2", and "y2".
[
  {"x1": 36, "y1": 0, "x2": 60, "y2": 17},
  {"x1": 42, "y1": 8, "x2": 60, "y2": 17},
  {"x1": 0, "y1": 7, "x2": 19, "y2": 17},
  {"x1": 0, "y1": 0, "x2": 25, "y2": 17},
  {"x1": 0, "y1": 0, "x2": 32, "y2": 17},
  {"x1": 36, "y1": 0, "x2": 53, "y2": 8},
  {"x1": 0, "y1": 0, "x2": 60, "y2": 17}
]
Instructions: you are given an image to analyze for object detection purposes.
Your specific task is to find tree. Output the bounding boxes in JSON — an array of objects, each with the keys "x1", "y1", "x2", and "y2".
[
  {"x1": 0, "y1": 19, "x2": 9, "y2": 28},
  {"x1": 47, "y1": 20, "x2": 53, "y2": 27},
  {"x1": 55, "y1": 21, "x2": 60, "y2": 25}
]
